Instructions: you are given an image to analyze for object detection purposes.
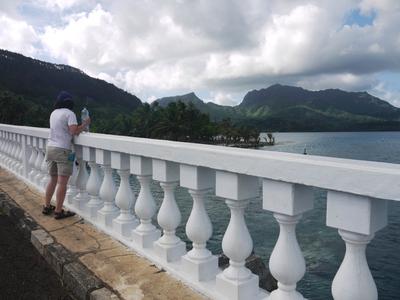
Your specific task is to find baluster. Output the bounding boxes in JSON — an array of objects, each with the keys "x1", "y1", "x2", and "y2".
[
  {"x1": 327, "y1": 191, "x2": 387, "y2": 300},
  {"x1": 4, "y1": 133, "x2": 13, "y2": 168},
  {"x1": 20, "y1": 135, "x2": 30, "y2": 178},
  {"x1": 18, "y1": 136, "x2": 25, "y2": 176},
  {"x1": 13, "y1": 135, "x2": 22, "y2": 174},
  {"x1": 1, "y1": 132, "x2": 7, "y2": 166},
  {"x1": 111, "y1": 152, "x2": 138, "y2": 238},
  {"x1": 3, "y1": 132, "x2": 10, "y2": 166},
  {"x1": 6, "y1": 133, "x2": 14, "y2": 168},
  {"x1": 5, "y1": 132, "x2": 12, "y2": 167},
  {"x1": 96, "y1": 149, "x2": 119, "y2": 228},
  {"x1": 131, "y1": 155, "x2": 160, "y2": 248},
  {"x1": 7, "y1": 133, "x2": 14, "y2": 170},
  {"x1": 152, "y1": 159, "x2": 186, "y2": 262},
  {"x1": 40, "y1": 140, "x2": 49, "y2": 188},
  {"x1": 180, "y1": 164, "x2": 218, "y2": 281},
  {"x1": 12, "y1": 134, "x2": 20, "y2": 172},
  {"x1": 263, "y1": 180, "x2": 314, "y2": 300},
  {"x1": 3, "y1": 132, "x2": 11, "y2": 168},
  {"x1": 83, "y1": 147, "x2": 102, "y2": 220},
  {"x1": 33, "y1": 145, "x2": 43, "y2": 187},
  {"x1": 10, "y1": 134, "x2": 19, "y2": 172},
  {"x1": 66, "y1": 160, "x2": 79, "y2": 205},
  {"x1": 74, "y1": 146, "x2": 90, "y2": 214},
  {"x1": 27, "y1": 138, "x2": 38, "y2": 182},
  {"x1": 34, "y1": 139, "x2": 45, "y2": 188},
  {"x1": 215, "y1": 171, "x2": 259, "y2": 300},
  {"x1": 0, "y1": 131, "x2": 4, "y2": 163}
]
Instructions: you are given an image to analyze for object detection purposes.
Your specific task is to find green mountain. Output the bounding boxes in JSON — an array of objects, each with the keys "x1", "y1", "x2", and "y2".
[
  {"x1": 156, "y1": 92, "x2": 206, "y2": 109},
  {"x1": 155, "y1": 84, "x2": 400, "y2": 131},
  {"x1": 1, "y1": 49, "x2": 399, "y2": 132},
  {"x1": 155, "y1": 92, "x2": 236, "y2": 121},
  {"x1": 0, "y1": 49, "x2": 141, "y2": 127},
  {"x1": 239, "y1": 84, "x2": 400, "y2": 131}
]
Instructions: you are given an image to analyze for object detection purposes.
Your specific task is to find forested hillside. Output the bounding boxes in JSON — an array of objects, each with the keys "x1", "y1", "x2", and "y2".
[{"x1": 0, "y1": 49, "x2": 141, "y2": 127}]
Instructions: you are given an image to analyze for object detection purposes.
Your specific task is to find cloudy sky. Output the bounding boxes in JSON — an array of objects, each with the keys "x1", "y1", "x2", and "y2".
[{"x1": 1, "y1": 0, "x2": 399, "y2": 107}]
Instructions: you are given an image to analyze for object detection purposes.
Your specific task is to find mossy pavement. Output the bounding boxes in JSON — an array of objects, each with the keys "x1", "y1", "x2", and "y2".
[{"x1": 0, "y1": 167, "x2": 205, "y2": 300}]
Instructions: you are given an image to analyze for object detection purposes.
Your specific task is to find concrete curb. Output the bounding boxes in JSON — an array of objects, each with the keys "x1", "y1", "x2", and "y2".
[{"x1": 0, "y1": 192, "x2": 120, "y2": 300}]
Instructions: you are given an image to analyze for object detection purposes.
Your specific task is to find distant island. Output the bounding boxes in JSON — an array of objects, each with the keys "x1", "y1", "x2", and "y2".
[{"x1": 1, "y1": 49, "x2": 399, "y2": 146}]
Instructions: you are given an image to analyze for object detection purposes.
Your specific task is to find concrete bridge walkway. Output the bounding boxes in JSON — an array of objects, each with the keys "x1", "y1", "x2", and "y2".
[{"x1": 0, "y1": 167, "x2": 204, "y2": 300}]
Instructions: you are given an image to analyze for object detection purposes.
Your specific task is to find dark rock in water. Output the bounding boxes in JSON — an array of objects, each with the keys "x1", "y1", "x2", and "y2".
[
  {"x1": 218, "y1": 252, "x2": 278, "y2": 292},
  {"x1": 218, "y1": 253, "x2": 230, "y2": 268}
]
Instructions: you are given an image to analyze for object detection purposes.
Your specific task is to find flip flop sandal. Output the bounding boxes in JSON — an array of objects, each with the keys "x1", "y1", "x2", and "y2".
[
  {"x1": 42, "y1": 204, "x2": 56, "y2": 215},
  {"x1": 54, "y1": 209, "x2": 76, "y2": 220}
]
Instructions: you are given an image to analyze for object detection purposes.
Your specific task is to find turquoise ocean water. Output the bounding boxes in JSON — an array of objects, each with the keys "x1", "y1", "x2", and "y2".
[{"x1": 124, "y1": 132, "x2": 400, "y2": 300}]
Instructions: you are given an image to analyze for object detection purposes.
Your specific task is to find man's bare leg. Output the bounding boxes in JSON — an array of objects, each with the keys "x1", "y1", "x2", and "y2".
[
  {"x1": 45, "y1": 175, "x2": 57, "y2": 207},
  {"x1": 55, "y1": 175, "x2": 70, "y2": 213}
]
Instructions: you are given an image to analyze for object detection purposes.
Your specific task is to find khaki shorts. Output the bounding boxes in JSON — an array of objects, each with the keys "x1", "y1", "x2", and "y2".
[{"x1": 45, "y1": 146, "x2": 73, "y2": 177}]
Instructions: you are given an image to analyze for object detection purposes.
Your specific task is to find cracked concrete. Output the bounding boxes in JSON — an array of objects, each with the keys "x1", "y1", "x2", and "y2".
[{"x1": 0, "y1": 168, "x2": 205, "y2": 300}]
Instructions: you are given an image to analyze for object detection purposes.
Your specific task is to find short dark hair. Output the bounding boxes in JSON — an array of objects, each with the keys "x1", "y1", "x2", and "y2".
[
  {"x1": 54, "y1": 99, "x2": 74, "y2": 110},
  {"x1": 54, "y1": 91, "x2": 74, "y2": 110}
]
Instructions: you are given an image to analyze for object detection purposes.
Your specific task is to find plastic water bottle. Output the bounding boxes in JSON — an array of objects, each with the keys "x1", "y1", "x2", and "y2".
[{"x1": 81, "y1": 107, "x2": 89, "y2": 132}]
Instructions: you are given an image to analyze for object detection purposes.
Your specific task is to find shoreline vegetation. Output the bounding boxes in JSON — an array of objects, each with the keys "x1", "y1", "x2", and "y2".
[{"x1": 93, "y1": 101, "x2": 275, "y2": 148}]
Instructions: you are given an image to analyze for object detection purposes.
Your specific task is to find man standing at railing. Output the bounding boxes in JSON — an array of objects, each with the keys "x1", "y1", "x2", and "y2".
[{"x1": 43, "y1": 91, "x2": 90, "y2": 219}]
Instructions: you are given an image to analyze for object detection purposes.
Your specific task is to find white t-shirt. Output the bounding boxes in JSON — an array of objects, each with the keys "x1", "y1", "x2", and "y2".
[{"x1": 47, "y1": 108, "x2": 78, "y2": 150}]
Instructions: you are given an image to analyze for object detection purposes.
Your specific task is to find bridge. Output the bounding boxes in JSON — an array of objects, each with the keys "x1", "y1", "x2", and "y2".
[{"x1": 0, "y1": 123, "x2": 398, "y2": 300}]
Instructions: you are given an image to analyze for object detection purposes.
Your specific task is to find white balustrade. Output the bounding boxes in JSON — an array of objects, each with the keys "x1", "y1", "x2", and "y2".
[
  {"x1": 33, "y1": 145, "x2": 43, "y2": 186},
  {"x1": 6, "y1": 133, "x2": 14, "y2": 169},
  {"x1": 111, "y1": 152, "x2": 138, "y2": 238},
  {"x1": 40, "y1": 140, "x2": 49, "y2": 188},
  {"x1": 27, "y1": 137, "x2": 38, "y2": 182},
  {"x1": 74, "y1": 145, "x2": 90, "y2": 213},
  {"x1": 34, "y1": 139, "x2": 45, "y2": 187},
  {"x1": 180, "y1": 164, "x2": 218, "y2": 281},
  {"x1": 215, "y1": 171, "x2": 259, "y2": 300},
  {"x1": 66, "y1": 159, "x2": 79, "y2": 205},
  {"x1": 10, "y1": 134, "x2": 20, "y2": 172},
  {"x1": 263, "y1": 180, "x2": 314, "y2": 300},
  {"x1": 153, "y1": 159, "x2": 186, "y2": 262},
  {"x1": 6, "y1": 133, "x2": 14, "y2": 168},
  {"x1": 8, "y1": 133, "x2": 16, "y2": 170},
  {"x1": 0, "y1": 123, "x2": 398, "y2": 300},
  {"x1": 3, "y1": 133, "x2": 9, "y2": 166},
  {"x1": 327, "y1": 191, "x2": 387, "y2": 300},
  {"x1": 20, "y1": 134, "x2": 30, "y2": 178},
  {"x1": 131, "y1": 155, "x2": 161, "y2": 248},
  {"x1": 83, "y1": 147, "x2": 102, "y2": 220},
  {"x1": 0, "y1": 131, "x2": 5, "y2": 162},
  {"x1": 15, "y1": 135, "x2": 23, "y2": 175},
  {"x1": 96, "y1": 149, "x2": 119, "y2": 228},
  {"x1": 5, "y1": 133, "x2": 13, "y2": 168}
]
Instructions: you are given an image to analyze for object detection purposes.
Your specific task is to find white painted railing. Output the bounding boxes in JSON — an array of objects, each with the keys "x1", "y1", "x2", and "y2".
[{"x1": 1, "y1": 123, "x2": 399, "y2": 300}]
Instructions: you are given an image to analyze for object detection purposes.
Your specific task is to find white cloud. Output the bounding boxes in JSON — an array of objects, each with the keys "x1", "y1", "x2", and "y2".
[
  {"x1": 40, "y1": 4, "x2": 123, "y2": 72},
  {"x1": 35, "y1": 0, "x2": 92, "y2": 11},
  {"x1": 1, "y1": 0, "x2": 400, "y2": 105},
  {"x1": 146, "y1": 95, "x2": 157, "y2": 103},
  {"x1": 0, "y1": 0, "x2": 21, "y2": 15},
  {"x1": 0, "y1": 14, "x2": 39, "y2": 56},
  {"x1": 211, "y1": 92, "x2": 238, "y2": 106},
  {"x1": 297, "y1": 73, "x2": 377, "y2": 92},
  {"x1": 370, "y1": 82, "x2": 400, "y2": 107}
]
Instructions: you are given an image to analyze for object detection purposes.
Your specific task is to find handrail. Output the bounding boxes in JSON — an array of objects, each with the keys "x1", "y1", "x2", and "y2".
[
  {"x1": 1, "y1": 123, "x2": 399, "y2": 201},
  {"x1": 0, "y1": 123, "x2": 394, "y2": 300}
]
